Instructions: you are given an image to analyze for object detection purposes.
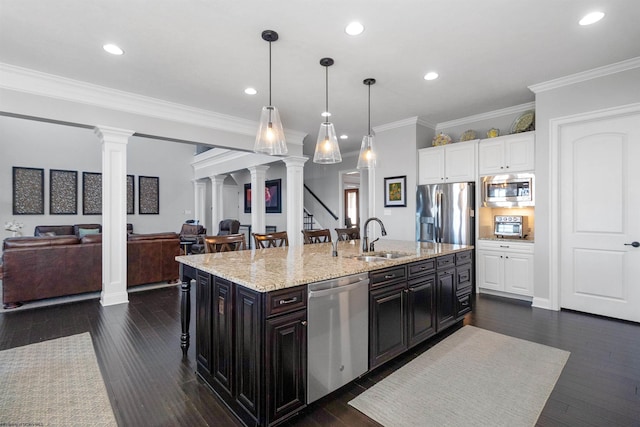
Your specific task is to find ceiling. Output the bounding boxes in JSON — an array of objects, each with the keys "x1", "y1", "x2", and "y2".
[{"x1": 1, "y1": 1, "x2": 639, "y2": 155}]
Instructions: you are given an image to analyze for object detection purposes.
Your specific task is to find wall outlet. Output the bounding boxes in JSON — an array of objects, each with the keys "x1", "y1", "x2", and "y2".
[{"x1": 184, "y1": 210, "x2": 192, "y2": 215}]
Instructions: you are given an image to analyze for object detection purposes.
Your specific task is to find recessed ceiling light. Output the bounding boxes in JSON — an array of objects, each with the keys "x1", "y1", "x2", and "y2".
[
  {"x1": 340, "y1": 134, "x2": 348, "y2": 140},
  {"x1": 244, "y1": 87, "x2": 257, "y2": 95},
  {"x1": 321, "y1": 111, "x2": 331, "y2": 117},
  {"x1": 579, "y1": 11, "x2": 605, "y2": 26},
  {"x1": 345, "y1": 22, "x2": 364, "y2": 36},
  {"x1": 103, "y1": 44, "x2": 124, "y2": 55},
  {"x1": 424, "y1": 72, "x2": 439, "y2": 81}
]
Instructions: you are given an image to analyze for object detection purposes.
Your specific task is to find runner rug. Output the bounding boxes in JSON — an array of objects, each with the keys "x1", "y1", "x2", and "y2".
[
  {"x1": 349, "y1": 325, "x2": 570, "y2": 427},
  {"x1": 0, "y1": 332, "x2": 117, "y2": 426}
]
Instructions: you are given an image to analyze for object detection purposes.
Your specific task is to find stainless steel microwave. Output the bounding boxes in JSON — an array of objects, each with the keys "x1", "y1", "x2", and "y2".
[{"x1": 482, "y1": 173, "x2": 534, "y2": 207}]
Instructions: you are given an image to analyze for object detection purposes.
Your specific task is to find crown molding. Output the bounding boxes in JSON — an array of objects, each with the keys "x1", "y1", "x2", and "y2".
[
  {"x1": 529, "y1": 56, "x2": 640, "y2": 93},
  {"x1": 436, "y1": 102, "x2": 535, "y2": 130},
  {"x1": 373, "y1": 116, "x2": 436, "y2": 133},
  {"x1": 0, "y1": 63, "x2": 306, "y2": 145}
]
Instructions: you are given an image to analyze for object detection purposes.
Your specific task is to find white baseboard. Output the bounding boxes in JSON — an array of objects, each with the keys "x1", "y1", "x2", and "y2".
[{"x1": 532, "y1": 297, "x2": 555, "y2": 310}]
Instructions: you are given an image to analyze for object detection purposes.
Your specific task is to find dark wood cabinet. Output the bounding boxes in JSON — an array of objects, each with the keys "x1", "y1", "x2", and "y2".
[
  {"x1": 436, "y1": 267, "x2": 456, "y2": 331},
  {"x1": 195, "y1": 275, "x2": 306, "y2": 427},
  {"x1": 234, "y1": 285, "x2": 262, "y2": 421},
  {"x1": 195, "y1": 270, "x2": 212, "y2": 376},
  {"x1": 212, "y1": 277, "x2": 234, "y2": 396},
  {"x1": 266, "y1": 309, "x2": 307, "y2": 424},
  {"x1": 370, "y1": 281, "x2": 407, "y2": 368},
  {"x1": 407, "y1": 274, "x2": 436, "y2": 347},
  {"x1": 369, "y1": 251, "x2": 473, "y2": 370}
]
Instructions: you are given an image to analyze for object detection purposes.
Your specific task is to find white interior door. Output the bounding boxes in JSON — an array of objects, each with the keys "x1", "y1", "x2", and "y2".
[{"x1": 559, "y1": 112, "x2": 640, "y2": 322}]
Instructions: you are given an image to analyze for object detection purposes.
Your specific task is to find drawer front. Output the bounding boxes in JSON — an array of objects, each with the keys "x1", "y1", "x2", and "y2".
[
  {"x1": 408, "y1": 258, "x2": 436, "y2": 278},
  {"x1": 370, "y1": 266, "x2": 407, "y2": 288},
  {"x1": 456, "y1": 263, "x2": 473, "y2": 292},
  {"x1": 265, "y1": 286, "x2": 307, "y2": 317},
  {"x1": 456, "y1": 250, "x2": 472, "y2": 265},
  {"x1": 436, "y1": 254, "x2": 455, "y2": 270},
  {"x1": 456, "y1": 293, "x2": 472, "y2": 317}
]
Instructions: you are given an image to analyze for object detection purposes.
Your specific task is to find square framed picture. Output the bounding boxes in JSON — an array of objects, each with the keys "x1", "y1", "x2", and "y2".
[
  {"x1": 244, "y1": 179, "x2": 282, "y2": 214},
  {"x1": 384, "y1": 175, "x2": 407, "y2": 207}
]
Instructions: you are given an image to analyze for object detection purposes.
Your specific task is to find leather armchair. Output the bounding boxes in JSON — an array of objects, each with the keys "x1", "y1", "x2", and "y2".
[
  {"x1": 218, "y1": 219, "x2": 240, "y2": 235},
  {"x1": 179, "y1": 223, "x2": 206, "y2": 254}
]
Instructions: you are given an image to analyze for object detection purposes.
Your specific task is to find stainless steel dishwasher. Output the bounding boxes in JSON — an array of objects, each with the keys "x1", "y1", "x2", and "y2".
[{"x1": 307, "y1": 272, "x2": 369, "y2": 403}]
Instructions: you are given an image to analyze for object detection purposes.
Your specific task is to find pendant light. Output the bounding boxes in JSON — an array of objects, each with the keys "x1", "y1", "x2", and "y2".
[
  {"x1": 357, "y1": 78, "x2": 376, "y2": 169},
  {"x1": 254, "y1": 30, "x2": 287, "y2": 155},
  {"x1": 313, "y1": 57, "x2": 342, "y2": 164}
]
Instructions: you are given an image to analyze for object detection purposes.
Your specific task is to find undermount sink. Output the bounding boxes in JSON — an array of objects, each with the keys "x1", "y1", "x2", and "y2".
[
  {"x1": 348, "y1": 252, "x2": 413, "y2": 262},
  {"x1": 369, "y1": 251, "x2": 413, "y2": 259}
]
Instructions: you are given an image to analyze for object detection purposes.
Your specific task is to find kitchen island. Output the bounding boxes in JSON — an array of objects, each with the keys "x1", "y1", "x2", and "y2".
[{"x1": 176, "y1": 239, "x2": 473, "y2": 427}]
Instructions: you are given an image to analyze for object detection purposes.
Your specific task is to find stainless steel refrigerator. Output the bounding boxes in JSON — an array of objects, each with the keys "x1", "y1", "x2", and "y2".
[{"x1": 416, "y1": 182, "x2": 475, "y2": 245}]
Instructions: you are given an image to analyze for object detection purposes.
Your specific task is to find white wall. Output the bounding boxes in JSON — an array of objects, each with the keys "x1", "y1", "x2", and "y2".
[
  {"x1": 0, "y1": 115, "x2": 195, "y2": 238},
  {"x1": 371, "y1": 122, "x2": 433, "y2": 241}
]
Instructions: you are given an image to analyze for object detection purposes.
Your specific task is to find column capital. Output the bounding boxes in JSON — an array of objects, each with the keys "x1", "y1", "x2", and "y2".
[
  {"x1": 209, "y1": 174, "x2": 228, "y2": 185},
  {"x1": 94, "y1": 126, "x2": 134, "y2": 142},
  {"x1": 248, "y1": 165, "x2": 270, "y2": 175},
  {"x1": 282, "y1": 156, "x2": 309, "y2": 168}
]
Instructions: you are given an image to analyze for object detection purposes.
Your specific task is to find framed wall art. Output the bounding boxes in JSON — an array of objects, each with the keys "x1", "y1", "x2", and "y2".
[
  {"x1": 127, "y1": 174, "x2": 135, "y2": 215},
  {"x1": 50, "y1": 169, "x2": 77, "y2": 215},
  {"x1": 12, "y1": 167, "x2": 45, "y2": 215},
  {"x1": 244, "y1": 179, "x2": 282, "y2": 214},
  {"x1": 139, "y1": 176, "x2": 159, "y2": 215},
  {"x1": 384, "y1": 175, "x2": 407, "y2": 207},
  {"x1": 82, "y1": 172, "x2": 102, "y2": 215}
]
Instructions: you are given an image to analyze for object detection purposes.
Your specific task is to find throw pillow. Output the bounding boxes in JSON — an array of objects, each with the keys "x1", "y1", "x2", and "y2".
[
  {"x1": 78, "y1": 228, "x2": 100, "y2": 238},
  {"x1": 37, "y1": 231, "x2": 56, "y2": 237}
]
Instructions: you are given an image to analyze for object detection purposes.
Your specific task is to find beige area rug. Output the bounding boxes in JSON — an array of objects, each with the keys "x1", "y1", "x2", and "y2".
[
  {"x1": 0, "y1": 332, "x2": 117, "y2": 426},
  {"x1": 349, "y1": 326, "x2": 570, "y2": 427}
]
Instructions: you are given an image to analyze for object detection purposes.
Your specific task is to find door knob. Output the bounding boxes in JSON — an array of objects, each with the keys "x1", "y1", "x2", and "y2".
[{"x1": 624, "y1": 241, "x2": 640, "y2": 248}]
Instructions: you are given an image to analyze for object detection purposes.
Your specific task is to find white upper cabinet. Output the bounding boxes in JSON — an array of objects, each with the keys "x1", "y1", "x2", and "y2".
[
  {"x1": 478, "y1": 132, "x2": 535, "y2": 175},
  {"x1": 418, "y1": 139, "x2": 477, "y2": 185}
]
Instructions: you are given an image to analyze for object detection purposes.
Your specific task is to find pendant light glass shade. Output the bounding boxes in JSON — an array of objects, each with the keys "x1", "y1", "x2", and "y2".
[
  {"x1": 357, "y1": 133, "x2": 376, "y2": 169},
  {"x1": 313, "y1": 58, "x2": 341, "y2": 164},
  {"x1": 314, "y1": 121, "x2": 342, "y2": 163},
  {"x1": 254, "y1": 30, "x2": 288, "y2": 155},
  {"x1": 357, "y1": 78, "x2": 377, "y2": 169},
  {"x1": 255, "y1": 106, "x2": 287, "y2": 155}
]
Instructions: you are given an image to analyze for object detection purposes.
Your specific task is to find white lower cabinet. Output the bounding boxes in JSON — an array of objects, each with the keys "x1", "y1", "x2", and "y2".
[{"x1": 477, "y1": 240, "x2": 534, "y2": 298}]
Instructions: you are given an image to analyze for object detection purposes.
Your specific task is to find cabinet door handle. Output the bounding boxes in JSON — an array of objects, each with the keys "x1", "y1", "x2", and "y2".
[
  {"x1": 499, "y1": 245, "x2": 510, "y2": 248},
  {"x1": 624, "y1": 241, "x2": 640, "y2": 248},
  {"x1": 506, "y1": 165, "x2": 510, "y2": 169},
  {"x1": 384, "y1": 274, "x2": 396, "y2": 279},
  {"x1": 279, "y1": 297, "x2": 298, "y2": 305}
]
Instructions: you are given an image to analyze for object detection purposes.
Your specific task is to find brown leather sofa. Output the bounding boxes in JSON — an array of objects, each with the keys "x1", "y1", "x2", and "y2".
[{"x1": 1, "y1": 231, "x2": 179, "y2": 308}]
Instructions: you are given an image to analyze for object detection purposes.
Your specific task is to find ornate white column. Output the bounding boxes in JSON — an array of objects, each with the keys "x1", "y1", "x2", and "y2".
[
  {"x1": 95, "y1": 125, "x2": 133, "y2": 307},
  {"x1": 248, "y1": 165, "x2": 269, "y2": 234},
  {"x1": 283, "y1": 156, "x2": 308, "y2": 247},
  {"x1": 209, "y1": 175, "x2": 227, "y2": 234},
  {"x1": 193, "y1": 180, "x2": 206, "y2": 227}
]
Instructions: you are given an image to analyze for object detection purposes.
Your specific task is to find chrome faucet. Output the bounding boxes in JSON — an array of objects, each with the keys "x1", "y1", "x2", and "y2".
[{"x1": 362, "y1": 217, "x2": 387, "y2": 252}]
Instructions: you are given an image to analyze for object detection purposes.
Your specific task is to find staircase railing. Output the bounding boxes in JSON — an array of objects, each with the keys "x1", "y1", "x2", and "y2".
[{"x1": 303, "y1": 184, "x2": 338, "y2": 221}]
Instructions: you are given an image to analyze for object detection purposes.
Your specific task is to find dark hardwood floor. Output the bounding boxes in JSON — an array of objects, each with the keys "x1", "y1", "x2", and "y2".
[{"x1": 1, "y1": 286, "x2": 639, "y2": 426}]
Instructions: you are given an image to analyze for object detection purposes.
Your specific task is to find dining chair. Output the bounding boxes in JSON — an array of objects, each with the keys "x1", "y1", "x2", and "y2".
[
  {"x1": 302, "y1": 229, "x2": 332, "y2": 244},
  {"x1": 253, "y1": 231, "x2": 289, "y2": 248},
  {"x1": 204, "y1": 233, "x2": 246, "y2": 253},
  {"x1": 335, "y1": 227, "x2": 360, "y2": 241}
]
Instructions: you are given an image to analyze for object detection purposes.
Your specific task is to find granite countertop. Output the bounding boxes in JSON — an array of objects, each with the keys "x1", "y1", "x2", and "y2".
[{"x1": 176, "y1": 239, "x2": 473, "y2": 292}]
